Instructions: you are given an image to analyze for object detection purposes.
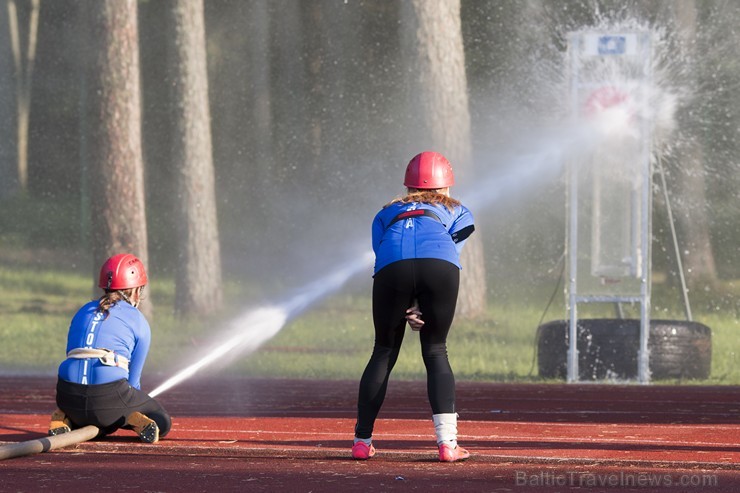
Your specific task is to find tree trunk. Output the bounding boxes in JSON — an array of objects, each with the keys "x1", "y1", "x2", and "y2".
[
  {"x1": 245, "y1": 0, "x2": 273, "y2": 191},
  {"x1": 301, "y1": 1, "x2": 326, "y2": 177},
  {"x1": 6, "y1": 0, "x2": 39, "y2": 193},
  {"x1": 269, "y1": 0, "x2": 306, "y2": 187},
  {"x1": 87, "y1": 0, "x2": 149, "y2": 309},
  {"x1": 165, "y1": 0, "x2": 223, "y2": 316},
  {"x1": 404, "y1": 0, "x2": 487, "y2": 318},
  {"x1": 671, "y1": 0, "x2": 718, "y2": 285},
  {"x1": 300, "y1": 2, "x2": 353, "y2": 188},
  {"x1": 0, "y1": 2, "x2": 17, "y2": 198}
]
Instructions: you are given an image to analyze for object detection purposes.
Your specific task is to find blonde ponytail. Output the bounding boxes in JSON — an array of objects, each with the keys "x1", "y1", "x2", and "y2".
[{"x1": 387, "y1": 190, "x2": 460, "y2": 211}]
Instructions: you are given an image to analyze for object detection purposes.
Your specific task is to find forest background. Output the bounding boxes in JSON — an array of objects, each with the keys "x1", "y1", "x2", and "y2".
[{"x1": 0, "y1": 0, "x2": 737, "y2": 383}]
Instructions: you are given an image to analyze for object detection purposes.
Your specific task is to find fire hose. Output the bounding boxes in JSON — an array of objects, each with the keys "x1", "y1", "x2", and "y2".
[{"x1": 0, "y1": 425, "x2": 99, "y2": 461}]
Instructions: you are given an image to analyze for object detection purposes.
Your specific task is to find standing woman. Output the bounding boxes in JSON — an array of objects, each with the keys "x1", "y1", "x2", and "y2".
[
  {"x1": 352, "y1": 151, "x2": 475, "y2": 462},
  {"x1": 49, "y1": 253, "x2": 171, "y2": 443}
]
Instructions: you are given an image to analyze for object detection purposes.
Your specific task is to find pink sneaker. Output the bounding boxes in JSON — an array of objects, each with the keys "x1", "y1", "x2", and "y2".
[
  {"x1": 439, "y1": 443, "x2": 470, "y2": 462},
  {"x1": 351, "y1": 441, "x2": 376, "y2": 460}
]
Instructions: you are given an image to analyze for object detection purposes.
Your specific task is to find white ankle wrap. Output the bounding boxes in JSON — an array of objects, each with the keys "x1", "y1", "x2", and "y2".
[{"x1": 433, "y1": 413, "x2": 458, "y2": 446}]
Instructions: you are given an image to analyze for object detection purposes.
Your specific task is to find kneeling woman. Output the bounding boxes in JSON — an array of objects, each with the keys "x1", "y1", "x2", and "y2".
[{"x1": 49, "y1": 253, "x2": 171, "y2": 443}]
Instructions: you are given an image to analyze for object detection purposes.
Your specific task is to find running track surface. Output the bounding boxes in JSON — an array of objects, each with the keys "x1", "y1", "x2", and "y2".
[{"x1": 1, "y1": 375, "x2": 738, "y2": 492}]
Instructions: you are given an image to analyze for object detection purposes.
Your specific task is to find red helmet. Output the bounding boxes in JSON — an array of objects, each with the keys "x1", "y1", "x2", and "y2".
[
  {"x1": 404, "y1": 151, "x2": 455, "y2": 189},
  {"x1": 583, "y1": 86, "x2": 629, "y2": 117},
  {"x1": 98, "y1": 253, "x2": 148, "y2": 290}
]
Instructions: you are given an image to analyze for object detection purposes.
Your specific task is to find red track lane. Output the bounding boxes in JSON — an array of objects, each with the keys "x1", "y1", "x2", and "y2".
[{"x1": 1, "y1": 375, "x2": 738, "y2": 492}]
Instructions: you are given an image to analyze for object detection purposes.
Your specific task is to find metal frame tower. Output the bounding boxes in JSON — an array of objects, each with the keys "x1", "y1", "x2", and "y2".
[{"x1": 566, "y1": 31, "x2": 654, "y2": 383}]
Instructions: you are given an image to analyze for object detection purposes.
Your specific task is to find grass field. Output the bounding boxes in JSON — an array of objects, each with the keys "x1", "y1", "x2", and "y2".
[{"x1": 1, "y1": 248, "x2": 737, "y2": 385}]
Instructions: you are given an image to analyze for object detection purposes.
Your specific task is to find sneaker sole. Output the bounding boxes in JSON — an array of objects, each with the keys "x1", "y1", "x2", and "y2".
[
  {"x1": 49, "y1": 425, "x2": 72, "y2": 436},
  {"x1": 138, "y1": 422, "x2": 159, "y2": 443},
  {"x1": 127, "y1": 412, "x2": 160, "y2": 443}
]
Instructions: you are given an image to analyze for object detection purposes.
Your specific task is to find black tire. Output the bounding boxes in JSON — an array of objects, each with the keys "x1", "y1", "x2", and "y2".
[{"x1": 536, "y1": 319, "x2": 711, "y2": 380}]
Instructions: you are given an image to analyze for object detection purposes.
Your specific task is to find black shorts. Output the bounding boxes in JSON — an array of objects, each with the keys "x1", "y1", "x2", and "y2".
[
  {"x1": 56, "y1": 377, "x2": 171, "y2": 437},
  {"x1": 372, "y1": 258, "x2": 460, "y2": 347}
]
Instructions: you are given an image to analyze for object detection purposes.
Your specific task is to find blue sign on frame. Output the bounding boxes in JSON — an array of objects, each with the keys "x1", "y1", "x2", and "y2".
[{"x1": 597, "y1": 35, "x2": 626, "y2": 55}]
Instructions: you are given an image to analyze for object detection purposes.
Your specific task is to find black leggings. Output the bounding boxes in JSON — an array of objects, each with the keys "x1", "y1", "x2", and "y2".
[
  {"x1": 56, "y1": 378, "x2": 172, "y2": 438},
  {"x1": 355, "y1": 258, "x2": 460, "y2": 439}
]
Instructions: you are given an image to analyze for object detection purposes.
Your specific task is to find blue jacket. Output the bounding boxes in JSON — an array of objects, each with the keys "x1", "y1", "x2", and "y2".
[
  {"x1": 372, "y1": 199, "x2": 475, "y2": 275},
  {"x1": 58, "y1": 300, "x2": 151, "y2": 389}
]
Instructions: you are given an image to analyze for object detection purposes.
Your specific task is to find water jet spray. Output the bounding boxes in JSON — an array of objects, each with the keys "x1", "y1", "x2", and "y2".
[
  {"x1": 150, "y1": 251, "x2": 374, "y2": 397},
  {"x1": 150, "y1": 99, "x2": 644, "y2": 397}
]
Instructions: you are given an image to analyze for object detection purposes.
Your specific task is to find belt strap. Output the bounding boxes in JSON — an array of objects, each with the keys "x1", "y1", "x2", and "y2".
[
  {"x1": 388, "y1": 208, "x2": 443, "y2": 227},
  {"x1": 67, "y1": 348, "x2": 129, "y2": 371}
]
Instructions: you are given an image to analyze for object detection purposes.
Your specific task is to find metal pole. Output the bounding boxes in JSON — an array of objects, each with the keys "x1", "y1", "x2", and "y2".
[
  {"x1": 637, "y1": 31, "x2": 654, "y2": 384},
  {"x1": 566, "y1": 33, "x2": 580, "y2": 383},
  {"x1": 656, "y1": 154, "x2": 693, "y2": 321},
  {"x1": 567, "y1": 159, "x2": 580, "y2": 383},
  {"x1": 0, "y1": 425, "x2": 99, "y2": 461},
  {"x1": 638, "y1": 287, "x2": 651, "y2": 383}
]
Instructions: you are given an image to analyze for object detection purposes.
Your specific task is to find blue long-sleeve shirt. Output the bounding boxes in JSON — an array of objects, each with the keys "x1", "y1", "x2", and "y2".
[
  {"x1": 372, "y1": 200, "x2": 475, "y2": 275},
  {"x1": 58, "y1": 300, "x2": 151, "y2": 389}
]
